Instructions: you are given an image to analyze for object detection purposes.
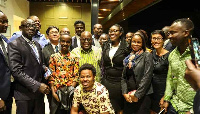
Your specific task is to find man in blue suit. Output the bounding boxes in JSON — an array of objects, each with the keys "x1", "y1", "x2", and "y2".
[{"x1": 0, "y1": 10, "x2": 11, "y2": 114}]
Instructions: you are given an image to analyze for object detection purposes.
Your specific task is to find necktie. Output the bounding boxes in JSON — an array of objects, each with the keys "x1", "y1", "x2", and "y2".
[
  {"x1": 29, "y1": 41, "x2": 40, "y2": 63},
  {"x1": 55, "y1": 45, "x2": 59, "y2": 53},
  {"x1": 0, "y1": 37, "x2": 8, "y2": 64}
]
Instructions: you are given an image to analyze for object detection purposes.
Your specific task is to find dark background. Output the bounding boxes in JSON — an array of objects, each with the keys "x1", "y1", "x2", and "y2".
[{"x1": 119, "y1": 0, "x2": 200, "y2": 39}]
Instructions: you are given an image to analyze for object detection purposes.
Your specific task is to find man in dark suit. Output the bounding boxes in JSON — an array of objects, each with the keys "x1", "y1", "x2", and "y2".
[
  {"x1": 43, "y1": 26, "x2": 60, "y2": 67},
  {"x1": 8, "y1": 19, "x2": 50, "y2": 114},
  {"x1": 0, "y1": 10, "x2": 11, "y2": 114},
  {"x1": 42, "y1": 26, "x2": 60, "y2": 111}
]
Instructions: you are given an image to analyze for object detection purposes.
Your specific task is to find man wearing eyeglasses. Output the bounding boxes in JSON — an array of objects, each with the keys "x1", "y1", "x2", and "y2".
[
  {"x1": 8, "y1": 19, "x2": 50, "y2": 114},
  {"x1": 42, "y1": 26, "x2": 60, "y2": 110},
  {"x1": 71, "y1": 31, "x2": 102, "y2": 82},
  {"x1": 0, "y1": 10, "x2": 12, "y2": 114},
  {"x1": 9, "y1": 15, "x2": 48, "y2": 48}
]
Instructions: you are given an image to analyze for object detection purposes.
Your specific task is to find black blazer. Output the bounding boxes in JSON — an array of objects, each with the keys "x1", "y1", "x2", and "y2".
[
  {"x1": 121, "y1": 52, "x2": 153, "y2": 99},
  {"x1": 0, "y1": 35, "x2": 11, "y2": 100},
  {"x1": 8, "y1": 36, "x2": 45, "y2": 100},
  {"x1": 42, "y1": 43, "x2": 55, "y2": 67},
  {"x1": 102, "y1": 39, "x2": 129, "y2": 81}
]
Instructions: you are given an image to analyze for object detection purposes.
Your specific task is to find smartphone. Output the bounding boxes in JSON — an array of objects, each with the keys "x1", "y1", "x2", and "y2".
[
  {"x1": 44, "y1": 68, "x2": 52, "y2": 79},
  {"x1": 189, "y1": 37, "x2": 200, "y2": 68}
]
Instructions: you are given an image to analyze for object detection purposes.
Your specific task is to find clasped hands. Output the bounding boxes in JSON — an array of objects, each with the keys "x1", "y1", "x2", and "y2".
[{"x1": 123, "y1": 94, "x2": 138, "y2": 103}]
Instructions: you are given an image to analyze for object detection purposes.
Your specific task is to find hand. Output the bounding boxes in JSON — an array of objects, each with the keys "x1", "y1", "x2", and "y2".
[
  {"x1": 159, "y1": 97, "x2": 164, "y2": 107},
  {"x1": 52, "y1": 92, "x2": 60, "y2": 102},
  {"x1": 123, "y1": 94, "x2": 132, "y2": 103},
  {"x1": 160, "y1": 101, "x2": 169, "y2": 113},
  {"x1": 0, "y1": 99, "x2": 6, "y2": 112},
  {"x1": 130, "y1": 94, "x2": 138, "y2": 102},
  {"x1": 38, "y1": 83, "x2": 50, "y2": 94},
  {"x1": 185, "y1": 60, "x2": 200, "y2": 91},
  {"x1": 186, "y1": 111, "x2": 191, "y2": 114}
]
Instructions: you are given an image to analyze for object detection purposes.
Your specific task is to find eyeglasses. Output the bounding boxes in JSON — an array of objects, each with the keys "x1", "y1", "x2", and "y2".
[
  {"x1": 22, "y1": 24, "x2": 36, "y2": 29},
  {"x1": 49, "y1": 31, "x2": 59, "y2": 35},
  {"x1": 109, "y1": 30, "x2": 120, "y2": 33},
  {"x1": 80, "y1": 38, "x2": 92, "y2": 42},
  {"x1": 152, "y1": 37, "x2": 163, "y2": 41},
  {"x1": 0, "y1": 19, "x2": 8, "y2": 24}
]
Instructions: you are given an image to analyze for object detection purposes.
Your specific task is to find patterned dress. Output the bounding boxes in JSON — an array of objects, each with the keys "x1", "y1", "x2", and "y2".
[
  {"x1": 72, "y1": 82, "x2": 115, "y2": 114},
  {"x1": 49, "y1": 52, "x2": 79, "y2": 91}
]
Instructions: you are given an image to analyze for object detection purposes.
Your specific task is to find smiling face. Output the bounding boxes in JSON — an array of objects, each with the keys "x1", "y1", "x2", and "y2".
[
  {"x1": 22, "y1": 19, "x2": 36, "y2": 38},
  {"x1": 131, "y1": 34, "x2": 143, "y2": 52},
  {"x1": 151, "y1": 33, "x2": 164, "y2": 49},
  {"x1": 80, "y1": 31, "x2": 92, "y2": 51},
  {"x1": 60, "y1": 34, "x2": 72, "y2": 52},
  {"x1": 126, "y1": 32, "x2": 134, "y2": 44},
  {"x1": 109, "y1": 25, "x2": 122, "y2": 42},
  {"x1": 29, "y1": 16, "x2": 41, "y2": 31},
  {"x1": 80, "y1": 69, "x2": 95, "y2": 91},
  {"x1": 0, "y1": 12, "x2": 8, "y2": 33},
  {"x1": 168, "y1": 22, "x2": 188, "y2": 47},
  {"x1": 48, "y1": 28, "x2": 60, "y2": 44},
  {"x1": 99, "y1": 34, "x2": 109, "y2": 46}
]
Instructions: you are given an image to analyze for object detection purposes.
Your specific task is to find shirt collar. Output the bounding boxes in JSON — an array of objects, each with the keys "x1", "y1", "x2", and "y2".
[
  {"x1": 80, "y1": 47, "x2": 93, "y2": 54},
  {"x1": 82, "y1": 81, "x2": 97, "y2": 93},
  {"x1": 34, "y1": 31, "x2": 41, "y2": 37},
  {"x1": 75, "y1": 34, "x2": 80, "y2": 39},
  {"x1": 174, "y1": 46, "x2": 190, "y2": 58}
]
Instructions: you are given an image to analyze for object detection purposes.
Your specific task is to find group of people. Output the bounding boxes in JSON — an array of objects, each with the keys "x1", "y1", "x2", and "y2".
[{"x1": 0, "y1": 9, "x2": 200, "y2": 114}]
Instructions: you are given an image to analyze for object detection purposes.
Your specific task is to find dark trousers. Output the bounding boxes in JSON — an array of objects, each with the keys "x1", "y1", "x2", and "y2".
[
  {"x1": 166, "y1": 103, "x2": 178, "y2": 114},
  {"x1": 15, "y1": 98, "x2": 45, "y2": 114}
]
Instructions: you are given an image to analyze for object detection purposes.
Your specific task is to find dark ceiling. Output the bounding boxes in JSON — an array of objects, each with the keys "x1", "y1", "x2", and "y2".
[{"x1": 27, "y1": 0, "x2": 91, "y2": 3}]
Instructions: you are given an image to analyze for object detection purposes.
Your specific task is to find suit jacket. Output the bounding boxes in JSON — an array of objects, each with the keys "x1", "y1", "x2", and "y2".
[
  {"x1": 121, "y1": 52, "x2": 153, "y2": 99},
  {"x1": 42, "y1": 43, "x2": 55, "y2": 67},
  {"x1": 71, "y1": 36, "x2": 78, "y2": 50},
  {"x1": 0, "y1": 35, "x2": 11, "y2": 100},
  {"x1": 101, "y1": 39, "x2": 129, "y2": 81},
  {"x1": 8, "y1": 36, "x2": 45, "y2": 100}
]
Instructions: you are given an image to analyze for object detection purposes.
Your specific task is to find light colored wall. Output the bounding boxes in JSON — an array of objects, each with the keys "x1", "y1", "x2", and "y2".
[{"x1": 0, "y1": 0, "x2": 29, "y2": 38}]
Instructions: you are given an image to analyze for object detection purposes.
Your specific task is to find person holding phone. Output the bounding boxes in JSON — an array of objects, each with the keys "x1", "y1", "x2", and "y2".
[{"x1": 185, "y1": 59, "x2": 200, "y2": 114}]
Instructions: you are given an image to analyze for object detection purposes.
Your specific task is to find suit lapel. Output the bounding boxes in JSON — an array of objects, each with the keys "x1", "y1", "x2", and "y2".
[
  {"x1": 112, "y1": 40, "x2": 126, "y2": 60},
  {"x1": 134, "y1": 52, "x2": 144, "y2": 67},
  {"x1": 35, "y1": 42, "x2": 43, "y2": 64},
  {"x1": 19, "y1": 37, "x2": 39, "y2": 63},
  {"x1": 47, "y1": 44, "x2": 55, "y2": 55}
]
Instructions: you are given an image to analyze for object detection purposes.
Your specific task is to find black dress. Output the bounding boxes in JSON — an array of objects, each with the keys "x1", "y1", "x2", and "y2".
[
  {"x1": 151, "y1": 49, "x2": 170, "y2": 113},
  {"x1": 121, "y1": 52, "x2": 153, "y2": 114},
  {"x1": 101, "y1": 39, "x2": 129, "y2": 112}
]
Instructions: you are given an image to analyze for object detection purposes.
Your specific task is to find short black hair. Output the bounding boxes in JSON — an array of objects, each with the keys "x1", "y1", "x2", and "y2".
[
  {"x1": 74, "y1": 20, "x2": 85, "y2": 27},
  {"x1": 172, "y1": 18, "x2": 194, "y2": 35},
  {"x1": 46, "y1": 26, "x2": 59, "y2": 35},
  {"x1": 79, "y1": 63, "x2": 96, "y2": 76},
  {"x1": 151, "y1": 30, "x2": 167, "y2": 40}
]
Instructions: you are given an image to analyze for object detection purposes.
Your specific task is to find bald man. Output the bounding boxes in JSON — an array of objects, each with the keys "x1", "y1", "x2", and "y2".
[
  {"x1": 9, "y1": 15, "x2": 48, "y2": 48},
  {"x1": 71, "y1": 31, "x2": 102, "y2": 82},
  {"x1": 0, "y1": 10, "x2": 12, "y2": 114},
  {"x1": 60, "y1": 27, "x2": 70, "y2": 35}
]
